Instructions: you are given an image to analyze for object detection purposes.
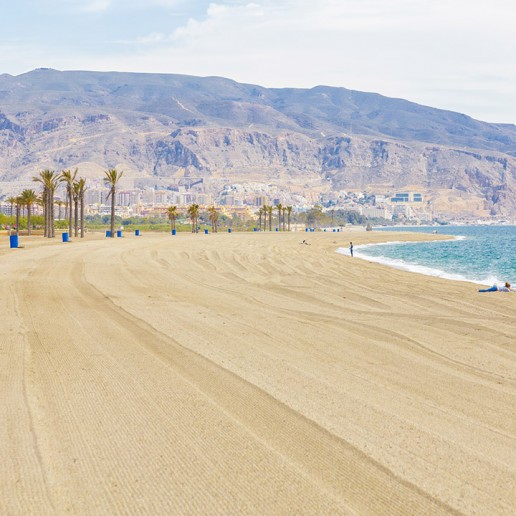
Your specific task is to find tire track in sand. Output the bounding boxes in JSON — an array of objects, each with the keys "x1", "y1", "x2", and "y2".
[{"x1": 72, "y1": 244, "x2": 457, "y2": 515}]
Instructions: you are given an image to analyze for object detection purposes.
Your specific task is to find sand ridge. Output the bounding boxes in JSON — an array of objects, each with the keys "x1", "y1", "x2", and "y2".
[{"x1": 1, "y1": 230, "x2": 515, "y2": 514}]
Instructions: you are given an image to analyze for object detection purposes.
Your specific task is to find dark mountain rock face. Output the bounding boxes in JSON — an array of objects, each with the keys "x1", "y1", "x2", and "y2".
[{"x1": 0, "y1": 69, "x2": 515, "y2": 216}]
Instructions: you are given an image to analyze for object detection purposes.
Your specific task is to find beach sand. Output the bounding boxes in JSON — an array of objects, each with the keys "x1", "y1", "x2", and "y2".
[{"x1": 1, "y1": 230, "x2": 515, "y2": 514}]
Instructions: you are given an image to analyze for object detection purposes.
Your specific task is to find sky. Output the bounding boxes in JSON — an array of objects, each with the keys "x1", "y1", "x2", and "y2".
[{"x1": 1, "y1": 0, "x2": 515, "y2": 124}]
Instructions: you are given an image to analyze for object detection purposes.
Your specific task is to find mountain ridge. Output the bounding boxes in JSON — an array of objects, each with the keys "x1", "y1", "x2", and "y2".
[{"x1": 0, "y1": 69, "x2": 515, "y2": 217}]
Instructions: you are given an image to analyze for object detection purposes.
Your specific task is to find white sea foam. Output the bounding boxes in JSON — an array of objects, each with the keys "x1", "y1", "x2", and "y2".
[
  {"x1": 354, "y1": 235, "x2": 464, "y2": 252},
  {"x1": 336, "y1": 245, "x2": 500, "y2": 286}
]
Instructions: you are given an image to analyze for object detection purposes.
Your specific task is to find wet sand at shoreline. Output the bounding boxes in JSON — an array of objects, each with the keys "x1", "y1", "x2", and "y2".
[{"x1": 1, "y1": 230, "x2": 515, "y2": 514}]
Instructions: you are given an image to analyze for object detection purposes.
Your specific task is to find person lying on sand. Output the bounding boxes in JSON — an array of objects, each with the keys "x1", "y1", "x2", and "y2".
[
  {"x1": 478, "y1": 282, "x2": 514, "y2": 292},
  {"x1": 300, "y1": 240, "x2": 310, "y2": 245}
]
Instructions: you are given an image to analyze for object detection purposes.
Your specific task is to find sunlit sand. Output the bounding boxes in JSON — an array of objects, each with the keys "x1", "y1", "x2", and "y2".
[{"x1": 1, "y1": 230, "x2": 515, "y2": 514}]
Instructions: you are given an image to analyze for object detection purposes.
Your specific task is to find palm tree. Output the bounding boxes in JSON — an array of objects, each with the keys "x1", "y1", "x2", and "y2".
[
  {"x1": 72, "y1": 181, "x2": 80, "y2": 237},
  {"x1": 33, "y1": 169, "x2": 59, "y2": 238},
  {"x1": 286, "y1": 206, "x2": 292, "y2": 231},
  {"x1": 257, "y1": 207, "x2": 264, "y2": 231},
  {"x1": 187, "y1": 203, "x2": 200, "y2": 233},
  {"x1": 103, "y1": 168, "x2": 123, "y2": 238},
  {"x1": 56, "y1": 200, "x2": 64, "y2": 221},
  {"x1": 77, "y1": 178, "x2": 87, "y2": 238},
  {"x1": 276, "y1": 203, "x2": 283, "y2": 231},
  {"x1": 267, "y1": 205, "x2": 273, "y2": 231},
  {"x1": 7, "y1": 196, "x2": 16, "y2": 218},
  {"x1": 166, "y1": 205, "x2": 178, "y2": 231},
  {"x1": 60, "y1": 168, "x2": 77, "y2": 237},
  {"x1": 15, "y1": 196, "x2": 22, "y2": 235},
  {"x1": 20, "y1": 189, "x2": 38, "y2": 236},
  {"x1": 282, "y1": 207, "x2": 287, "y2": 231},
  {"x1": 207, "y1": 206, "x2": 219, "y2": 232}
]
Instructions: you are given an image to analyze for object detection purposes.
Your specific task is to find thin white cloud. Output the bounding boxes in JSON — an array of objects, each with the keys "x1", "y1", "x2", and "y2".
[
  {"x1": 48, "y1": 0, "x2": 112, "y2": 12},
  {"x1": 47, "y1": 0, "x2": 184, "y2": 13},
  {"x1": 81, "y1": 0, "x2": 111, "y2": 12},
  {"x1": 3, "y1": 0, "x2": 516, "y2": 123}
]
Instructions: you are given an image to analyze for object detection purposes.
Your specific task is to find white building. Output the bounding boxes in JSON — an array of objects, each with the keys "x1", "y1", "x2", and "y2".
[{"x1": 360, "y1": 206, "x2": 393, "y2": 220}]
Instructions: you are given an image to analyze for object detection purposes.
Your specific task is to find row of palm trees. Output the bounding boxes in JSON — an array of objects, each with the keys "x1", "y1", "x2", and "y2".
[
  {"x1": 8, "y1": 165, "x2": 291, "y2": 237},
  {"x1": 167, "y1": 204, "x2": 219, "y2": 233},
  {"x1": 6, "y1": 167, "x2": 115, "y2": 239},
  {"x1": 6, "y1": 189, "x2": 39, "y2": 236},
  {"x1": 257, "y1": 204, "x2": 292, "y2": 231},
  {"x1": 29, "y1": 169, "x2": 89, "y2": 238},
  {"x1": 166, "y1": 203, "x2": 290, "y2": 233}
]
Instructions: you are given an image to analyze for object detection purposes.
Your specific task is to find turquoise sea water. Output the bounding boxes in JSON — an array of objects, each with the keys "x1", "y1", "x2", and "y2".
[{"x1": 343, "y1": 225, "x2": 516, "y2": 286}]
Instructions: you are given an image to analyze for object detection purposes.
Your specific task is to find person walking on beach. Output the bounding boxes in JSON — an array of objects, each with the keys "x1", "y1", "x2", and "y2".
[
  {"x1": 349, "y1": 242, "x2": 353, "y2": 257},
  {"x1": 478, "y1": 282, "x2": 514, "y2": 292}
]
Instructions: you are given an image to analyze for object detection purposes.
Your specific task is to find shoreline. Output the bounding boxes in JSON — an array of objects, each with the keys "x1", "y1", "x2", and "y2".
[
  {"x1": 345, "y1": 226, "x2": 514, "y2": 287},
  {"x1": 1, "y1": 230, "x2": 515, "y2": 514},
  {"x1": 340, "y1": 236, "x2": 495, "y2": 287}
]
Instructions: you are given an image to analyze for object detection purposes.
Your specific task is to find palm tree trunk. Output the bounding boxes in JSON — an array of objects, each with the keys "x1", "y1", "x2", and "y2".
[
  {"x1": 74, "y1": 199, "x2": 79, "y2": 237},
  {"x1": 51, "y1": 194, "x2": 55, "y2": 238},
  {"x1": 68, "y1": 188, "x2": 73, "y2": 236},
  {"x1": 15, "y1": 204, "x2": 20, "y2": 235},
  {"x1": 27, "y1": 205, "x2": 32, "y2": 236},
  {"x1": 42, "y1": 192, "x2": 47, "y2": 238},
  {"x1": 46, "y1": 192, "x2": 50, "y2": 238},
  {"x1": 110, "y1": 187, "x2": 115, "y2": 237},
  {"x1": 80, "y1": 195, "x2": 85, "y2": 238}
]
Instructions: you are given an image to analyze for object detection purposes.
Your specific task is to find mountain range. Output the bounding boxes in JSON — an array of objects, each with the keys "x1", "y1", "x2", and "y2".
[{"x1": 1, "y1": 68, "x2": 515, "y2": 217}]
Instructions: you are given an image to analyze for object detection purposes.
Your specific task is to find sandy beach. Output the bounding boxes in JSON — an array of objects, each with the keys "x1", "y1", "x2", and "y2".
[{"x1": 1, "y1": 229, "x2": 515, "y2": 515}]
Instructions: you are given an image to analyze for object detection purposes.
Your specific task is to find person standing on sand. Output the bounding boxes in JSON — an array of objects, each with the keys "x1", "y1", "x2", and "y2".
[
  {"x1": 478, "y1": 282, "x2": 514, "y2": 292},
  {"x1": 349, "y1": 242, "x2": 353, "y2": 257}
]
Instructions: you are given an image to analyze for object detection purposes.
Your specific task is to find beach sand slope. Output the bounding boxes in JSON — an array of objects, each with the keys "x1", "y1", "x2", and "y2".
[{"x1": 1, "y1": 231, "x2": 514, "y2": 514}]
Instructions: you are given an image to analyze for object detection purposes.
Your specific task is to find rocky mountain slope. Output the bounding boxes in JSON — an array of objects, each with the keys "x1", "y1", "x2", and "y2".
[{"x1": 0, "y1": 68, "x2": 515, "y2": 217}]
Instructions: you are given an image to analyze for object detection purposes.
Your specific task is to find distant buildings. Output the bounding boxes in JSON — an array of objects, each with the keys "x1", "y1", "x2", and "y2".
[
  {"x1": 360, "y1": 206, "x2": 393, "y2": 220},
  {"x1": 390, "y1": 192, "x2": 423, "y2": 203}
]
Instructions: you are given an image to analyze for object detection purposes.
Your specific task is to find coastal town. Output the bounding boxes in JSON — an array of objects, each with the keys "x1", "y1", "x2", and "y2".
[{"x1": 0, "y1": 174, "x2": 432, "y2": 227}]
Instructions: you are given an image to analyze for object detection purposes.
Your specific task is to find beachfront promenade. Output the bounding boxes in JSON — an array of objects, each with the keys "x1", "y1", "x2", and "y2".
[{"x1": 1, "y1": 231, "x2": 515, "y2": 514}]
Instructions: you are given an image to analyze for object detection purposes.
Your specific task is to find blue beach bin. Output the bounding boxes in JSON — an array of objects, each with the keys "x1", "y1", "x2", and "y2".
[
  {"x1": 172, "y1": 229, "x2": 176, "y2": 235},
  {"x1": 135, "y1": 229, "x2": 140, "y2": 236},
  {"x1": 117, "y1": 230, "x2": 122, "y2": 238},
  {"x1": 106, "y1": 230, "x2": 111, "y2": 237},
  {"x1": 204, "y1": 229, "x2": 209, "y2": 234},
  {"x1": 276, "y1": 228, "x2": 279, "y2": 232},
  {"x1": 253, "y1": 227, "x2": 257, "y2": 232},
  {"x1": 305, "y1": 228, "x2": 308, "y2": 232},
  {"x1": 228, "y1": 228, "x2": 232, "y2": 233},
  {"x1": 62, "y1": 232, "x2": 69, "y2": 242},
  {"x1": 9, "y1": 234, "x2": 18, "y2": 248}
]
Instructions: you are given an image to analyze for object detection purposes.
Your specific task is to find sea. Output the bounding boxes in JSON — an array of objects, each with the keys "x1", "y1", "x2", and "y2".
[{"x1": 339, "y1": 225, "x2": 516, "y2": 286}]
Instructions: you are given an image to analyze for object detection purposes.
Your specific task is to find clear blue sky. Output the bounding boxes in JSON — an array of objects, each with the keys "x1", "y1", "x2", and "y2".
[{"x1": 1, "y1": 0, "x2": 515, "y2": 124}]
